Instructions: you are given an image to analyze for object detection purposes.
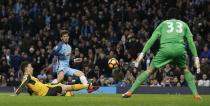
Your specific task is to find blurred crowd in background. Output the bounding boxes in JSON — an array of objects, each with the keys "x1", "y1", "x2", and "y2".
[{"x1": 0, "y1": 0, "x2": 210, "y2": 87}]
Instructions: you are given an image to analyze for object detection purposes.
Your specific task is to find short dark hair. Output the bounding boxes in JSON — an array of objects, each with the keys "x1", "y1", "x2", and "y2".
[
  {"x1": 20, "y1": 61, "x2": 30, "y2": 73},
  {"x1": 60, "y1": 29, "x2": 69, "y2": 37},
  {"x1": 166, "y1": 7, "x2": 179, "y2": 19}
]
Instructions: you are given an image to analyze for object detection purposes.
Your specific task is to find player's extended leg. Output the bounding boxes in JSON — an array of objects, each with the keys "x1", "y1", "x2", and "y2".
[
  {"x1": 122, "y1": 49, "x2": 172, "y2": 98},
  {"x1": 69, "y1": 68, "x2": 99, "y2": 93},
  {"x1": 183, "y1": 66, "x2": 201, "y2": 100},
  {"x1": 122, "y1": 66, "x2": 155, "y2": 98},
  {"x1": 61, "y1": 84, "x2": 89, "y2": 91},
  {"x1": 60, "y1": 83, "x2": 98, "y2": 93},
  {"x1": 73, "y1": 70, "x2": 88, "y2": 84},
  {"x1": 45, "y1": 83, "x2": 74, "y2": 96},
  {"x1": 175, "y1": 52, "x2": 201, "y2": 100}
]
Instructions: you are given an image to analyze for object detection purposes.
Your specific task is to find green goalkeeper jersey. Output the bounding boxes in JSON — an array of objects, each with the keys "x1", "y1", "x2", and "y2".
[{"x1": 142, "y1": 19, "x2": 198, "y2": 57}]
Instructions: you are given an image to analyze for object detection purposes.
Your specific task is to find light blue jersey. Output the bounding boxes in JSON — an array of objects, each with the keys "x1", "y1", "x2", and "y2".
[{"x1": 51, "y1": 42, "x2": 77, "y2": 76}]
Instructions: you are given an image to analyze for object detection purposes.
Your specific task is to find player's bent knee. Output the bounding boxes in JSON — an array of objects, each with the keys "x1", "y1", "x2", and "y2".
[
  {"x1": 183, "y1": 66, "x2": 190, "y2": 72},
  {"x1": 146, "y1": 67, "x2": 155, "y2": 74},
  {"x1": 73, "y1": 70, "x2": 84, "y2": 77}
]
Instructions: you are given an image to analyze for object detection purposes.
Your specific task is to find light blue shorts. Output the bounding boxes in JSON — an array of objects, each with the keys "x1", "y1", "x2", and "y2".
[{"x1": 55, "y1": 65, "x2": 78, "y2": 76}]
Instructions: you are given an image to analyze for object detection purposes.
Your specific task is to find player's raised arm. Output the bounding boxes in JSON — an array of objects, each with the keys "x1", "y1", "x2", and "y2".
[
  {"x1": 185, "y1": 24, "x2": 200, "y2": 71},
  {"x1": 136, "y1": 23, "x2": 162, "y2": 63},
  {"x1": 15, "y1": 75, "x2": 31, "y2": 95}
]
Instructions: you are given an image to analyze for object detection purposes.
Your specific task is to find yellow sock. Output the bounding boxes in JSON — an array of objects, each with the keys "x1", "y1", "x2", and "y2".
[
  {"x1": 65, "y1": 91, "x2": 73, "y2": 96},
  {"x1": 71, "y1": 84, "x2": 89, "y2": 91}
]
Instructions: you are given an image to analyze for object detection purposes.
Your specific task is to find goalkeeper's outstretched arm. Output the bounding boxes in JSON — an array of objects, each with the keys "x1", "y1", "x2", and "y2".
[{"x1": 136, "y1": 23, "x2": 162, "y2": 63}]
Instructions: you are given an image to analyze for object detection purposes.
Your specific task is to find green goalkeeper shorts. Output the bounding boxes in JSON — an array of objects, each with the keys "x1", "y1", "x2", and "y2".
[{"x1": 150, "y1": 43, "x2": 187, "y2": 69}]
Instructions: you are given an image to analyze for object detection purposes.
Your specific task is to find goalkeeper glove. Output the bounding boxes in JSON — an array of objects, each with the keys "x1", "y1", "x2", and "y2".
[{"x1": 194, "y1": 57, "x2": 200, "y2": 74}]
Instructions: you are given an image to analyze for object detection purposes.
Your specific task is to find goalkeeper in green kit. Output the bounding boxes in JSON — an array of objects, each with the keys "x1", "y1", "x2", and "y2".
[{"x1": 122, "y1": 8, "x2": 201, "y2": 100}]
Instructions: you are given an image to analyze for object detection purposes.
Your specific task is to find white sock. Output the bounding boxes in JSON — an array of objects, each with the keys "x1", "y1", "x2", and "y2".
[
  {"x1": 80, "y1": 76, "x2": 88, "y2": 84},
  {"x1": 51, "y1": 79, "x2": 58, "y2": 84}
]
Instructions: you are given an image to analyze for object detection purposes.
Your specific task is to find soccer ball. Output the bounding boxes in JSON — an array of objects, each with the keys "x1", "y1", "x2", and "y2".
[{"x1": 108, "y1": 58, "x2": 119, "y2": 69}]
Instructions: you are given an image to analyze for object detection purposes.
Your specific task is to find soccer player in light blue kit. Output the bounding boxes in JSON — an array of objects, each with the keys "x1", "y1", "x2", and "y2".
[{"x1": 51, "y1": 30, "x2": 98, "y2": 93}]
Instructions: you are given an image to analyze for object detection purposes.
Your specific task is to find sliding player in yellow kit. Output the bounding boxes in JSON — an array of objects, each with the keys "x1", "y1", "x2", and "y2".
[
  {"x1": 15, "y1": 61, "x2": 96, "y2": 96},
  {"x1": 122, "y1": 8, "x2": 201, "y2": 100}
]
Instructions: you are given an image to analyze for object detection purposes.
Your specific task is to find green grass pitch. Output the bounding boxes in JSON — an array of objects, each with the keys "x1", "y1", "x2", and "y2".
[{"x1": 0, "y1": 93, "x2": 209, "y2": 106}]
